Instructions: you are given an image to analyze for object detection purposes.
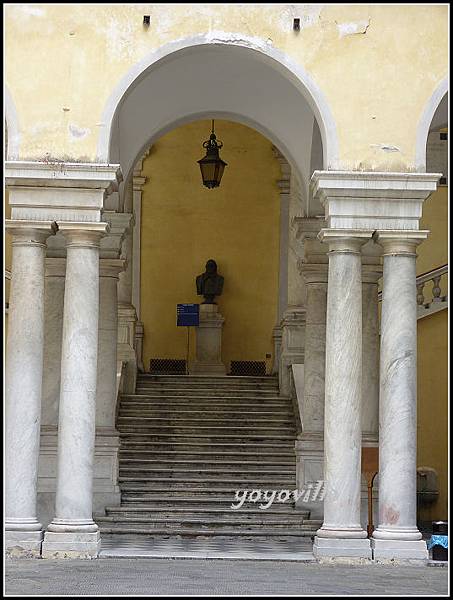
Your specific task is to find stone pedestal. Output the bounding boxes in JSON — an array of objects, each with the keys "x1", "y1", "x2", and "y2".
[{"x1": 190, "y1": 304, "x2": 226, "y2": 375}]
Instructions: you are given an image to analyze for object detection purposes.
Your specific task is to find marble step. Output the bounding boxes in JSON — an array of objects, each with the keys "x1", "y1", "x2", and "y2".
[
  {"x1": 98, "y1": 514, "x2": 311, "y2": 526},
  {"x1": 119, "y1": 458, "x2": 295, "y2": 468},
  {"x1": 120, "y1": 396, "x2": 293, "y2": 415},
  {"x1": 121, "y1": 492, "x2": 296, "y2": 508},
  {"x1": 119, "y1": 463, "x2": 295, "y2": 473},
  {"x1": 119, "y1": 439, "x2": 294, "y2": 448},
  {"x1": 118, "y1": 422, "x2": 295, "y2": 430},
  {"x1": 119, "y1": 480, "x2": 296, "y2": 490},
  {"x1": 101, "y1": 506, "x2": 310, "y2": 518},
  {"x1": 118, "y1": 496, "x2": 303, "y2": 507},
  {"x1": 116, "y1": 432, "x2": 294, "y2": 445},
  {"x1": 138, "y1": 375, "x2": 278, "y2": 383},
  {"x1": 97, "y1": 525, "x2": 315, "y2": 537},
  {"x1": 118, "y1": 412, "x2": 293, "y2": 422},
  {"x1": 119, "y1": 451, "x2": 295, "y2": 461},
  {"x1": 95, "y1": 516, "x2": 313, "y2": 530},
  {"x1": 122, "y1": 392, "x2": 287, "y2": 398}
]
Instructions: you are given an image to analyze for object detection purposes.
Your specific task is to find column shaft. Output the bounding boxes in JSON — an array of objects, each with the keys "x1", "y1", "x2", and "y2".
[
  {"x1": 361, "y1": 269, "x2": 381, "y2": 441},
  {"x1": 5, "y1": 222, "x2": 56, "y2": 555},
  {"x1": 372, "y1": 231, "x2": 429, "y2": 560},
  {"x1": 313, "y1": 230, "x2": 371, "y2": 559},
  {"x1": 96, "y1": 261, "x2": 124, "y2": 427},
  {"x1": 43, "y1": 224, "x2": 107, "y2": 559}
]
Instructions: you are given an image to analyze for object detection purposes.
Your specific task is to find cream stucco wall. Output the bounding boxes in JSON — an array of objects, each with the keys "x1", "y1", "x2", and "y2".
[
  {"x1": 139, "y1": 120, "x2": 281, "y2": 372},
  {"x1": 5, "y1": 4, "x2": 448, "y2": 170}
]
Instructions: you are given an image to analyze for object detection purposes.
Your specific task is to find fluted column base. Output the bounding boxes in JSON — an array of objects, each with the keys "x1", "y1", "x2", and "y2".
[
  {"x1": 371, "y1": 538, "x2": 428, "y2": 561},
  {"x1": 313, "y1": 536, "x2": 372, "y2": 559},
  {"x1": 42, "y1": 520, "x2": 100, "y2": 558}
]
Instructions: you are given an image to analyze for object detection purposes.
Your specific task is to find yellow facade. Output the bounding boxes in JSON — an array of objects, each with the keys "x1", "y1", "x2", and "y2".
[
  {"x1": 417, "y1": 309, "x2": 448, "y2": 520},
  {"x1": 140, "y1": 120, "x2": 281, "y2": 372},
  {"x1": 4, "y1": 4, "x2": 448, "y2": 170}
]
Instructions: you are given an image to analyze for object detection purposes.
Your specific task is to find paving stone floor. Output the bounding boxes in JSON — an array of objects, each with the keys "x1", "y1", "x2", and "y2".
[{"x1": 5, "y1": 557, "x2": 449, "y2": 596}]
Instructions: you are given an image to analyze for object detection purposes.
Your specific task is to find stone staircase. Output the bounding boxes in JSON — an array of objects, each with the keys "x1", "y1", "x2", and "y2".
[{"x1": 96, "y1": 374, "x2": 321, "y2": 542}]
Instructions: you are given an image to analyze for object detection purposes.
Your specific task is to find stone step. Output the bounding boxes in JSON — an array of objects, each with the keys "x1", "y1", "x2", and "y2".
[
  {"x1": 125, "y1": 393, "x2": 286, "y2": 401},
  {"x1": 119, "y1": 403, "x2": 291, "y2": 413},
  {"x1": 119, "y1": 466, "x2": 295, "y2": 475},
  {"x1": 118, "y1": 434, "x2": 295, "y2": 442},
  {"x1": 101, "y1": 506, "x2": 310, "y2": 518},
  {"x1": 120, "y1": 436, "x2": 294, "y2": 456},
  {"x1": 118, "y1": 475, "x2": 296, "y2": 490},
  {"x1": 95, "y1": 516, "x2": 313, "y2": 530},
  {"x1": 118, "y1": 423, "x2": 295, "y2": 433},
  {"x1": 118, "y1": 413, "x2": 293, "y2": 423},
  {"x1": 117, "y1": 496, "x2": 302, "y2": 508},
  {"x1": 137, "y1": 375, "x2": 278, "y2": 383},
  {"x1": 97, "y1": 525, "x2": 315, "y2": 537},
  {"x1": 119, "y1": 458, "x2": 295, "y2": 468},
  {"x1": 118, "y1": 451, "x2": 295, "y2": 461}
]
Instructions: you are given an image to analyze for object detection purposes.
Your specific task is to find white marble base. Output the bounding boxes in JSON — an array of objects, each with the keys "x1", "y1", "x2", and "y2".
[
  {"x1": 313, "y1": 536, "x2": 372, "y2": 559},
  {"x1": 191, "y1": 304, "x2": 226, "y2": 375},
  {"x1": 5, "y1": 530, "x2": 43, "y2": 557},
  {"x1": 371, "y1": 538, "x2": 429, "y2": 561},
  {"x1": 41, "y1": 531, "x2": 101, "y2": 559}
]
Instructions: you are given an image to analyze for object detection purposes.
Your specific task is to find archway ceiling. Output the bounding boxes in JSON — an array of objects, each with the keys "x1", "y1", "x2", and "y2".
[{"x1": 109, "y1": 44, "x2": 324, "y2": 216}]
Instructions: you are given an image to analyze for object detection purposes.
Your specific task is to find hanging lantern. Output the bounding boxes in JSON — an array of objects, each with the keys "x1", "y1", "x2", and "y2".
[{"x1": 197, "y1": 120, "x2": 227, "y2": 189}]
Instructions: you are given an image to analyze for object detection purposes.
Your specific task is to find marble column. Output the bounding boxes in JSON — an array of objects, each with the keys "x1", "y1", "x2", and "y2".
[
  {"x1": 295, "y1": 263, "x2": 327, "y2": 518},
  {"x1": 42, "y1": 258, "x2": 66, "y2": 428},
  {"x1": 361, "y1": 263, "x2": 381, "y2": 443},
  {"x1": 96, "y1": 259, "x2": 125, "y2": 428},
  {"x1": 313, "y1": 229, "x2": 372, "y2": 559},
  {"x1": 371, "y1": 230, "x2": 429, "y2": 561},
  {"x1": 42, "y1": 223, "x2": 107, "y2": 559},
  {"x1": 5, "y1": 220, "x2": 57, "y2": 556}
]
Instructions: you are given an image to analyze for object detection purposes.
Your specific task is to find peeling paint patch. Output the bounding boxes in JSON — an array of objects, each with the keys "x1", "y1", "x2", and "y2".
[
  {"x1": 15, "y1": 5, "x2": 45, "y2": 17},
  {"x1": 337, "y1": 20, "x2": 370, "y2": 37},
  {"x1": 371, "y1": 144, "x2": 401, "y2": 153},
  {"x1": 69, "y1": 124, "x2": 90, "y2": 139}
]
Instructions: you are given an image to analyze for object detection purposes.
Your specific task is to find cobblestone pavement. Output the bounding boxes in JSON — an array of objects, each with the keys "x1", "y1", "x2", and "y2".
[{"x1": 4, "y1": 558, "x2": 449, "y2": 596}]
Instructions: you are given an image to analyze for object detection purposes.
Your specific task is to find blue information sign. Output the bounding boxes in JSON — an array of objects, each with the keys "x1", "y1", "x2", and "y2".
[{"x1": 177, "y1": 303, "x2": 200, "y2": 326}]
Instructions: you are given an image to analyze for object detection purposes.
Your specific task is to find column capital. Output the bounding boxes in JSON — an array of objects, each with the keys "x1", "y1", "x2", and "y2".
[
  {"x1": 318, "y1": 228, "x2": 373, "y2": 253},
  {"x1": 6, "y1": 220, "x2": 58, "y2": 246},
  {"x1": 58, "y1": 222, "x2": 109, "y2": 248},
  {"x1": 373, "y1": 230, "x2": 429, "y2": 256},
  {"x1": 311, "y1": 171, "x2": 441, "y2": 231},
  {"x1": 99, "y1": 258, "x2": 126, "y2": 278},
  {"x1": 298, "y1": 261, "x2": 329, "y2": 283}
]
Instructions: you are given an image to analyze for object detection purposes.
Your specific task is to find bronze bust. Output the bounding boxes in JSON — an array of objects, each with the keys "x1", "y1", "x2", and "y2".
[{"x1": 196, "y1": 259, "x2": 224, "y2": 304}]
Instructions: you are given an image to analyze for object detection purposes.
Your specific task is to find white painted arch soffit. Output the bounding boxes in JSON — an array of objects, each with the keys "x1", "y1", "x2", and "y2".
[{"x1": 98, "y1": 34, "x2": 338, "y2": 188}]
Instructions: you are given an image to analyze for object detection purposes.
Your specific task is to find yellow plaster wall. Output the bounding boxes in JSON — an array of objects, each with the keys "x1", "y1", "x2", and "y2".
[
  {"x1": 416, "y1": 179, "x2": 448, "y2": 522},
  {"x1": 417, "y1": 185, "x2": 448, "y2": 297},
  {"x1": 4, "y1": 4, "x2": 447, "y2": 169},
  {"x1": 417, "y1": 308, "x2": 448, "y2": 521},
  {"x1": 140, "y1": 120, "x2": 281, "y2": 372}
]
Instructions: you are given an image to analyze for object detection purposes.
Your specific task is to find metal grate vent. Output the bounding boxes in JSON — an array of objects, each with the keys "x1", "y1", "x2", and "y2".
[
  {"x1": 230, "y1": 360, "x2": 266, "y2": 376},
  {"x1": 149, "y1": 358, "x2": 186, "y2": 375}
]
